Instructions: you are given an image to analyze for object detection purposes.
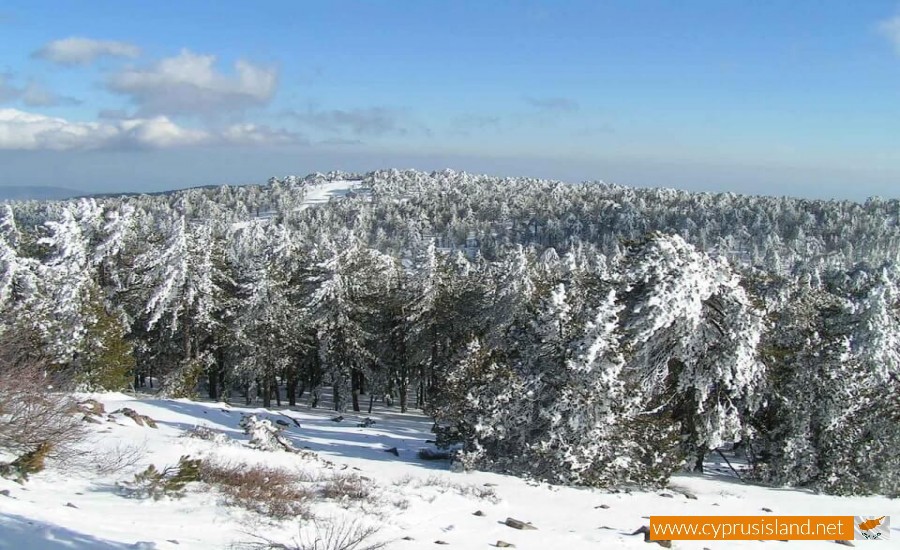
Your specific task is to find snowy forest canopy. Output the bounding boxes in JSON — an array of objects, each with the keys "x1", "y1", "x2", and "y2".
[{"x1": 1, "y1": 169, "x2": 898, "y2": 495}]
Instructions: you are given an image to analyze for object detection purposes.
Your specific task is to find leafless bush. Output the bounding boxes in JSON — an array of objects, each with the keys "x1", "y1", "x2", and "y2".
[
  {"x1": 320, "y1": 473, "x2": 372, "y2": 501},
  {"x1": 93, "y1": 442, "x2": 148, "y2": 475},
  {"x1": 396, "y1": 474, "x2": 500, "y2": 503},
  {"x1": 200, "y1": 460, "x2": 314, "y2": 519},
  {"x1": 0, "y1": 351, "x2": 84, "y2": 462},
  {"x1": 240, "y1": 517, "x2": 387, "y2": 550}
]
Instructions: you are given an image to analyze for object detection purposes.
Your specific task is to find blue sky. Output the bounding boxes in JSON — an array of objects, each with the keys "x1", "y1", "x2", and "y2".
[{"x1": 1, "y1": 1, "x2": 899, "y2": 199}]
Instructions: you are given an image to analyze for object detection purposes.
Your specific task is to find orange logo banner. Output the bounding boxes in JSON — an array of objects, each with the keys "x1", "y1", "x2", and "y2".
[{"x1": 649, "y1": 516, "x2": 856, "y2": 541}]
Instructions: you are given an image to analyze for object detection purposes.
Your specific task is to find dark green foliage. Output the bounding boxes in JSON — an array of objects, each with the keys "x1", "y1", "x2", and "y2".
[
  {"x1": 0, "y1": 441, "x2": 53, "y2": 483},
  {"x1": 119, "y1": 455, "x2": 202, "y2": 500},
  {"x1": 77, "y1": 288, "x2": 135, "y2": 391}
]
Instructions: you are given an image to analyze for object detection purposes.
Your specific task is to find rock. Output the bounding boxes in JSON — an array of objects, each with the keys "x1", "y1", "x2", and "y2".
[
  {"x1": 114, "y1": 408, "x2": 158, "y2": 428},
  {"x1": 419, "y1": 448, "x2": 452, "y2": 460},
  {"x1": 834, "y1": 540, "x2": 854, "y2": 547},
  {"x1": 434, "y1": 541, "x2": 448, "y2": 545},
  {"x1": 118, "y1": 408, "x2": 144, "y2": 426},
  {"x1": 659, "y1": 493, "x2": 674, "y2": 498},
  {"x1": 683, "y1": 492, "x2": 698, "y2": 500},
  {"x1": 495, "y1": 541, "x2": 515, "y2": 548},
  {"x1": 483, "y1": 483, "x2": 498, "y2": 487},
  {"x1": 82, "y1": 415, "x2": 102, "y2": 425},
  {"x1": 275, "y1": 419, "x2": 290, "y2": 427},
  {"x1": 65, "y1": 502, "x2": 78, "y2": 508},
  {"x1": 0, "y1": 489, "x2": 10, "y2": 497},
  {"x1": 762, "y1": 507, "x2": 773, "y2": 513},
  {"x1": 504, "y1": 517, "x2": 537, "y2": 530},
  {"x1": 629, "y1": 525, "x2": 671, "y2": 547},
  {"x1": 357, "y1": 417, "x2": 376, "y2": 427},
  {"x1": 401, "y1": 536, "x2": 414, "y2": 541},
  {"x1": 595, "y1": 504, "x2": 611, "y2": 509},
  {"x1": 384, "y1": 447, "x2": 400, "y2": 456},
  {"x1": 331, "y1": 415, "x2": 344, "y2": 422},
  {"x1": 78, "y1": 399, "x2": 105, "y2": 416},
  {"x1": 473, "y1": 510, "x2": 485, "y2": 516}
]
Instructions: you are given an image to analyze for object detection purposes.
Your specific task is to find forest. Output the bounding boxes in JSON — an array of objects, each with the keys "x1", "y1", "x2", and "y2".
[{"x1": 1, "y1": 169, "x2": 898, "y2": 496}]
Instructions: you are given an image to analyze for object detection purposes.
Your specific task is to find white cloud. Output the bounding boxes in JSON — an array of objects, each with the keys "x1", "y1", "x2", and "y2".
[
  {"x1": 33, "y1": 37, "x2": 140, "y2": 65},
  {"x1": 287, "y1": 106, "x2": 408, "y2": 136},
  {"x1": 220, "y1": 123, "x2": 303, "y2": 145},
  {"x1": 108, "y1": 50, "x2": 278, "y2": 115},
  {"x1": 0, "y1": 109, "x2": 298, "y2": 150},
  {"x1": 879, "y1": 15, "x2": 900, "y2": 55},
  {"x1": 0, "y1": 75, "x2": 19, "y2": 102},
  {"x1": 0, "y1": 77, "x2": 80, "y2": 107},
  {"x1": 21, "y1": 82, "x2": 81, "y2": 107},
  {"x1": 0, "y1": 109, "x2": 115, "y2": 150}
]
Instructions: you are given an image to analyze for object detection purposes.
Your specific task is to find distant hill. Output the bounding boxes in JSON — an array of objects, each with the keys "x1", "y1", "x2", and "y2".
[{"x1": 0, "y1": 186, "x2": 83, "y2": 201}]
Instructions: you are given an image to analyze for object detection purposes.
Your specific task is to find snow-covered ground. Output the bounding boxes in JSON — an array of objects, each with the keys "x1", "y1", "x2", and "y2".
[
  {"x1": 232, "y1": 180, "x2": 365, "y2": 229},
  {"x1": 295, "y1": 180, "x2": 364, "y2": 212},
  {"x1": 1, "y1": 393, "x2": 896, "y2": 549}
]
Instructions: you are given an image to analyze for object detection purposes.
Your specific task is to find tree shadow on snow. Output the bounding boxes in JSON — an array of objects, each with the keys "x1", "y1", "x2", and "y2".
[
  {"x1": 0, "y1": 512, "x2": 143, "y2": 549},
  {"x1": 144, "y1": 396, "x2": 450, "y2": 472}
]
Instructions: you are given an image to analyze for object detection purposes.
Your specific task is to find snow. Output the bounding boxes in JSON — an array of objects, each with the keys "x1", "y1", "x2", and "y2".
[
  {"x1": 1, "y1": 392, "x2": 897, "y2": 549},
  {"x1": 230, "y1": 180, "x2": 364, "y2": 230},
  {"x1": 295, "y1": 180, "x2": 363, "y2": 212}
]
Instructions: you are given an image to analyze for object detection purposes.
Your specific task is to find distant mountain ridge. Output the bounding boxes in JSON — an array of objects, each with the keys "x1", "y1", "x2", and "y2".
[{"x1": 0, "y1": 185, "x2": 83, "y2": 201}]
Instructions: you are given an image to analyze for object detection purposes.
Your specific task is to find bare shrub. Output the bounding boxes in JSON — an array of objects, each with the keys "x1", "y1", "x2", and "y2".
[
  {"x1": 241, "y1": 517, "x2": 387, "y2": 550},
  {"x1": 320, "y1": 473, "x2": 372, "y2": 501},
  {"x1": 93, "y1": 442, "x2": 148, "y2": 475},
  {"x1": 0, "y1": 339, "x2": 85, "y2": 463},
  {"x1": 397, "y1": 474, "x2": 500, "y2": 503},
  {"x1": 200, "y1": 460, "x2": 314, "y2": 519}
]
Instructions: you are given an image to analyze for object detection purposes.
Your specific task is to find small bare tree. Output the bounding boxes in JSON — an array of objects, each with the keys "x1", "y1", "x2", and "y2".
[{"x1": 0, "y1": 326, "x2": 84, "y2": 462}]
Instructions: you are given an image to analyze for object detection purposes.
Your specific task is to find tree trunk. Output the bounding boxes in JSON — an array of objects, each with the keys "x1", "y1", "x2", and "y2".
[
  {"x1": 286, "y1": 373, "x2": 298, "y2": 407},
  {"x1": 399, "y1": 382, "x2": 408, "y2": 413},
  {"x1": 207, "y1": 365, "x2": 219, "y2": 400},
  {"x1": 351, "y1": 369, "x2": 362, "y2": 412},
  {"x1": 262, "y1": 374, "x2": 273, "y2": 408}
]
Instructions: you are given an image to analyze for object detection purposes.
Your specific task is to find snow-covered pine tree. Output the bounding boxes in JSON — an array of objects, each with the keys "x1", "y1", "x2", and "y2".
[{"x1": 617, "y1": 233, "x2": 766, "y2": 471}]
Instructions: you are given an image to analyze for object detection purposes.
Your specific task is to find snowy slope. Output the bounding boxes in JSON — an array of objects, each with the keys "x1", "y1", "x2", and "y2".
[
  {"x1": 0, "y1": 393, "x2": 897, "y2": 549},
  {"x1": 295, "y1": 180, "x2": 364, "y2": 211}
]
